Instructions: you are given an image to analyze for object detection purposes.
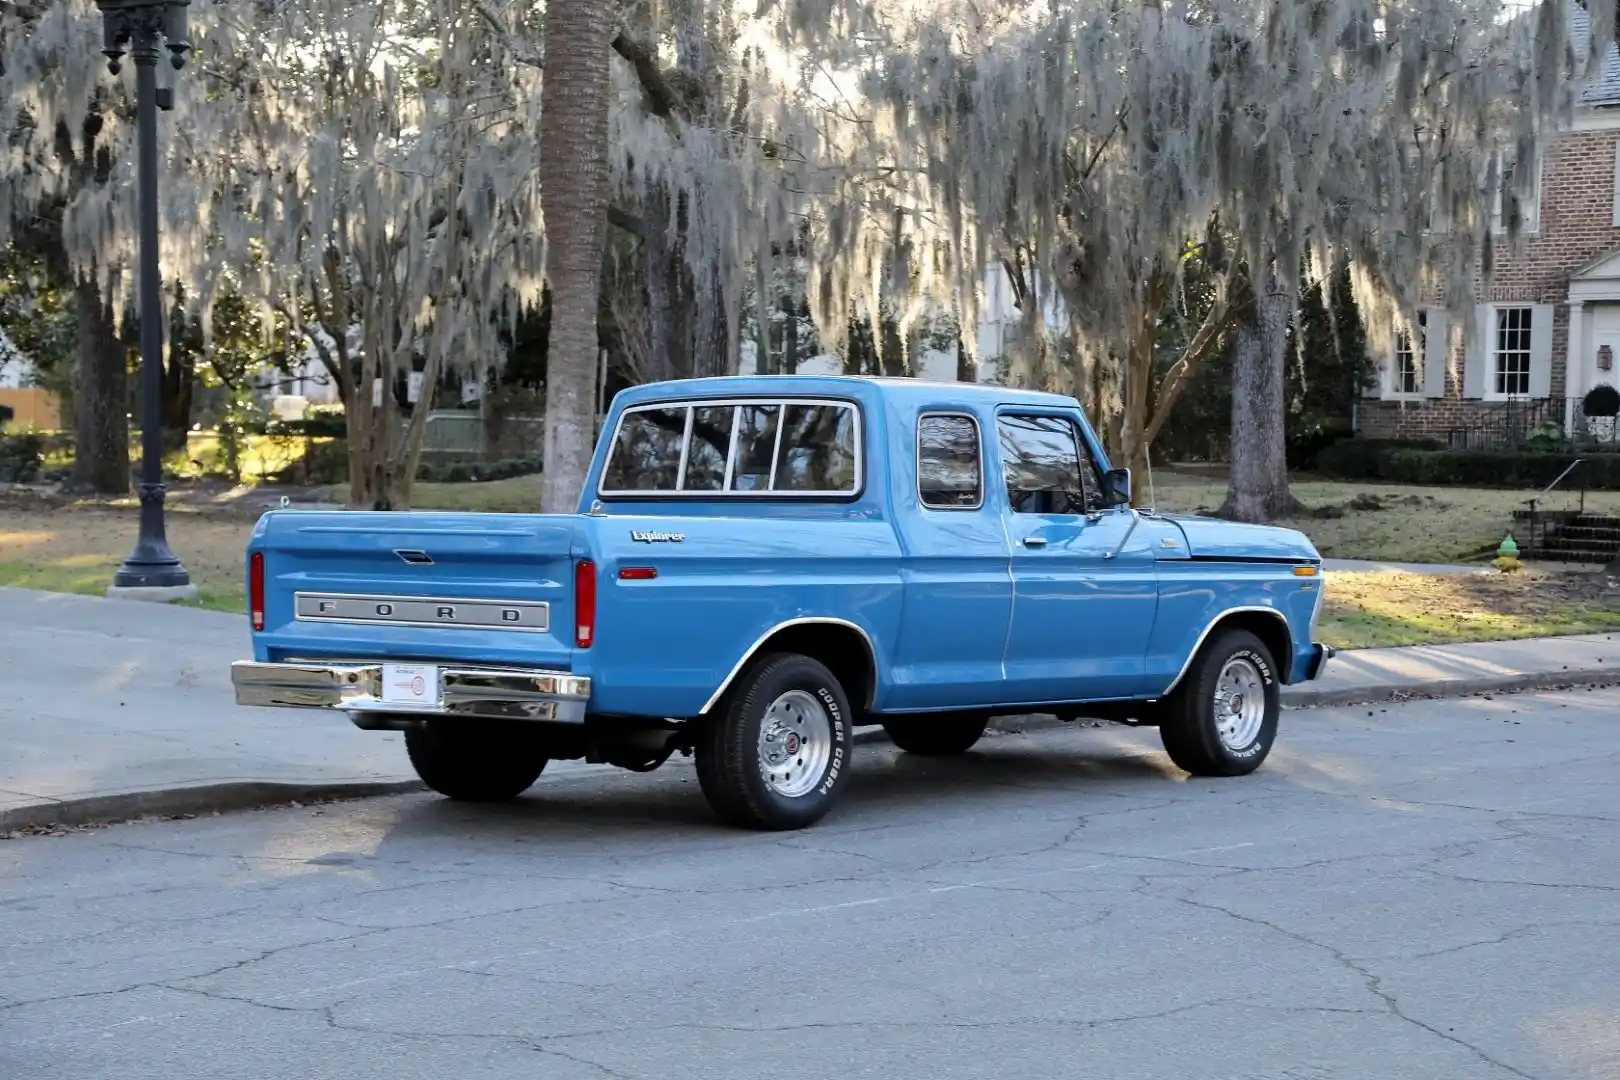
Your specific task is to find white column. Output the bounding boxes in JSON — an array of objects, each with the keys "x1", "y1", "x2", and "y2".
[{"x1": 1566, "y1": 300, "x2": 1586, "y2": 433}]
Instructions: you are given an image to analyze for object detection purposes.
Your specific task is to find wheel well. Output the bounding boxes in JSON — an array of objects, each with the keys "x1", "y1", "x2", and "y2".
[
  {"x1": 1211, "y1": 609, "x2": 1294, "y2": 681},
  {"x1": 715, "y1": 621, "x2": 877, "y2": 714}
]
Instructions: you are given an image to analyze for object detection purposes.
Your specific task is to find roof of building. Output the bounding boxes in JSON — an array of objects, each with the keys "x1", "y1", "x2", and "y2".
[{"x1": 1571, "y1": 2, "x2": 1620, "y2": 106}]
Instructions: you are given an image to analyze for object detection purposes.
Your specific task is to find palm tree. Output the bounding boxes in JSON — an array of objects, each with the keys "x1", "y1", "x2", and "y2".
[{"x1": 538, "y1": 0, "x2": 616, "y2": 512}]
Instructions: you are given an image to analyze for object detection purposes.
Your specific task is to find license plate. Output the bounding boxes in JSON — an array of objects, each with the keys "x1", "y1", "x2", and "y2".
[{"x1": 381, "y1": 663, "x2": 441, "y2": 707}]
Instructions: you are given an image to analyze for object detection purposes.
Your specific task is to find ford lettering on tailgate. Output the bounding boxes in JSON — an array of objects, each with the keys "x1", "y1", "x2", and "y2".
[{"x1": 294, "y1": 592, "x2": 549, "y2": 632}]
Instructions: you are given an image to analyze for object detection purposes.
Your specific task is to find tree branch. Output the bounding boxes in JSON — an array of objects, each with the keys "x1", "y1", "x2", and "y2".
[
  {"x1": 611, "y1": 33, "x2": 684, "y2": 122},
  {"x1": 607, "y1": 204, "x2": 648, "y2": 236}
]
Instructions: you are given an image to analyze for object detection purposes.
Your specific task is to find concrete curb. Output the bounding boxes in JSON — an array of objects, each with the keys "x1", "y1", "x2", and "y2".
[
  {"x1": 0, "y1": 780, "x2": 425, "y2": 834},
  {"x1": 7, "y1": 670, "x2": 1618, "y2": 833}
]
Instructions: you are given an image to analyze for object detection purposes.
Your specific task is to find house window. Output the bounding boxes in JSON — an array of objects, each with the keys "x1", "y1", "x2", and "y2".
[
  {"x1": 1394, "y1": 313, "x2": 1426, "y2": 395},
  {"x1": 1493, "y1": 307, "x2": 1533, "y2": 397}
]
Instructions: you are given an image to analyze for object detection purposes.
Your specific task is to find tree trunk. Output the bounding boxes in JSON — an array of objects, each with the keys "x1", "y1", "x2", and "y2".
[
  {"x1": 539, "y1": 0, "x2": 617, "y2": 513},
  {"x1": 641, "y1": 189, "x2": 681, "y2": 383},
  {"x1": 70, "y1": 278, "x2": 130, "y2": 494},
  {"x1": 1219, "y1": 264, "x2": 1303, "y2": 523},
  {"x1": 161, "y1": 341, "x2": 194, "y2": 454}
]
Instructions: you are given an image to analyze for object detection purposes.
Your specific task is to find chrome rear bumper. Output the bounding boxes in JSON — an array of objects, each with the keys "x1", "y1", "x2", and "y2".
[
  {"x1": 1305, "y1": 643, "x2": 1336, "y2": 681},
  {"x1": 231, "y1": 661, "x2": 591, "y2": 723}
]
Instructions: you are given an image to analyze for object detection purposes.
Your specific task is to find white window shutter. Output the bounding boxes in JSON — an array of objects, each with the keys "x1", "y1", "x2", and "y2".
[
  {"x1": 1528, "y1": 303, "x2": 1555, "y2": 399},
  {"x1": 1423, "y1": 309, "x2": 1449, "y2": 399},
  {"x1": 1465, "y1": 306, "x2": 1490, "y2": 399}
]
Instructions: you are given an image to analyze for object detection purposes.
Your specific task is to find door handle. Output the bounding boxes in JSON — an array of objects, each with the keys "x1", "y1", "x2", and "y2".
[{"x1": 1022, "y1": 536, "x2": 1048, "y2": 548}]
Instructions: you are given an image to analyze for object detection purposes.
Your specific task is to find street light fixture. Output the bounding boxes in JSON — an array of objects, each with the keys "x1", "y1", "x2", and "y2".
[{"x1": 97, "y1": 0, "x2": 196, "y2": 601}]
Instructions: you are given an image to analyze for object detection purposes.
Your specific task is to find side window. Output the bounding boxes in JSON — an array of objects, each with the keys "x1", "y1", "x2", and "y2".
[
  {"x1": 729, "y1": 404, "x2": 781, "y2": 491},
  {"x1": 602, "y1": 407, "x2": 687, "y2": 492},
  {"x1": 682, "y1": 406, "x2": 735, "y2": 491},
  {"x1": 997, "y1": 414, "x2": 1102, "y2": 515},
  {"x1": 776, "y1": 404, "x2": 858, "y2": 491},
  {"x1": 918, "y1": 414, "x2": 982, "y2": 509},
  {"x1": 600, "y1": 397, "x2": 861, "y2": 496}
]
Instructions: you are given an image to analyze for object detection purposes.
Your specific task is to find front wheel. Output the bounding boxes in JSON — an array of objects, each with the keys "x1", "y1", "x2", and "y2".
[
  {"x1": 695, "y1": 653, "x2": 854, "y2": 830},
  {"x1": 404, "y1": 722, "x2": 550, "y2": 802},
  {"x1": 881, "y1": 713, "x2": 989, "y2": 756},
  {"x1": 1158, "y1": 628, "x2": 1280, "y2": 777}
]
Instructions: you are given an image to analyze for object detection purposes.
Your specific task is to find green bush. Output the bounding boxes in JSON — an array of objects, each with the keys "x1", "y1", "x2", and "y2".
[
  {"x1": 1313, "y1": 437, "x2": 1443, "y2": 480},
  {"x1": 1286, "y1": 418, "x2": 1355, "y2": 472},
  {"x1": 1583, "y1": 383, "x2": 1620, "y2": 419},
  {"x1": 416, "y1": 455, "x2": 542, "y2": 484},
  {"x1": 0, "y1": 432, "x2": 46, "y2": 483},
  {"x1": 1320, "y1": 442, "x2": 1620, "y2": 489},
  {"x1": 261, "y1": 414, "x2": 348, "y2": 438}
]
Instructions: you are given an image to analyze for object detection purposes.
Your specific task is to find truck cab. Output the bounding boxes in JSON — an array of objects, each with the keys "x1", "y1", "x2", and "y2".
[{"x1": 233, "y1": 376, "x2": 1332, "y2": 830}]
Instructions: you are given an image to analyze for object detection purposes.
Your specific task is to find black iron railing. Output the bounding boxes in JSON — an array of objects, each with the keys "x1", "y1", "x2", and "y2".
[
  {"x1": 1445, "y1": 397, "x2": 1560, "y2": 451},
  {"x1": 1517, "y1": 457, "x2": 1586, "y2": 558},
  {"x1": 1445, "y1": 398, "x2": 1620, "y2": 452}
]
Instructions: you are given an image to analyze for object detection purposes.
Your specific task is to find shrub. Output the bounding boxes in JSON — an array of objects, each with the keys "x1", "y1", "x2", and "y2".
[
  {"x1": 1583, "y1": 383, "x2": 1620, "y2": 419},
  {"x1": 1313, "y1": 437, "x2": 1443, "y2": 480},
  {"x1": 415, "y1": 455, "x2": 542, "y2": 484},
  {"x1": 1286, "y1": 418, "x2": 1355, "y2": 472},
  {"x1": 1323, "y1": 446, "x2": 1620, "y2": 489},
  {"x1": 0, "y1": 432, "x2": 46, "y2": 483}
]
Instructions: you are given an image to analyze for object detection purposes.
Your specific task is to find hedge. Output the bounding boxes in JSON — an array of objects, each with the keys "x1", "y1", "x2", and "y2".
[
  {"x1": 1313, "y1": 437, "x2": 1443, "y2": 480},
  {"x1": 416, "y1": 455, "x2": 542, "y2": 484},
  {"x1": 1317, "y1": 440, "x2": 1620, "y2": 489}
]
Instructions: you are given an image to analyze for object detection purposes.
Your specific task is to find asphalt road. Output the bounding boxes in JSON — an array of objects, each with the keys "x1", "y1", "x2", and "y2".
[{"x1": 3, "y1": 689, "x2": 1618, "y2": 1080}]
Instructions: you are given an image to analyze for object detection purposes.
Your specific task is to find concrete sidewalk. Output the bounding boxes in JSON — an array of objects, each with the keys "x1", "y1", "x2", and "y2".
[{"x1": 2, "y1": 587, "x2": 1617, "y2": 831}]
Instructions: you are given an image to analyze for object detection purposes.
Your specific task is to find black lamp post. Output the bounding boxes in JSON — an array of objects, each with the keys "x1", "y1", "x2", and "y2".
[{"x1": 98, "y1": 0, "x2": 194, "y2": 598}]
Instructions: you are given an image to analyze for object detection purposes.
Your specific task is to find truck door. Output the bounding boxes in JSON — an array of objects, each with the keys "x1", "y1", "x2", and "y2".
[
  {"x1": 885, "y1": 410, "x2": 1014, "y2": 710},
  {"x1": 994, "y1": 411, "x2": 1159, "y2": 703}
]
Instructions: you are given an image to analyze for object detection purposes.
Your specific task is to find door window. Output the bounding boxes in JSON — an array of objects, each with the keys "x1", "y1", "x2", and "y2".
[{"x1": 997, "y1": 415, "x2": 1104, "y2": 515}]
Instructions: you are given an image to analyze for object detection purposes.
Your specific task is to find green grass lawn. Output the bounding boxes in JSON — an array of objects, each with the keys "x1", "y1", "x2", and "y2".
[{"x1": 8, "y1": 473, "x2": 1620, "y2": 649}]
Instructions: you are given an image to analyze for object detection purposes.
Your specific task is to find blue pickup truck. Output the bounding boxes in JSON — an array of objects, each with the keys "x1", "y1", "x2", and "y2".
[{"x1": 232, "y1": 376, "x2": 1332, "y2": 829}]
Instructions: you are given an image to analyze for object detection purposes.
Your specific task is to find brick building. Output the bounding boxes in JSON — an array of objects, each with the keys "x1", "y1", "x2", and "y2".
[{"x1": 1358, "y1": 6, "x2": 1620, "y2": 447}]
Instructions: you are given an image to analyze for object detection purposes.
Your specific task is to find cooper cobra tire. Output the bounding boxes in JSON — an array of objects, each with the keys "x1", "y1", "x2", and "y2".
[
  {"x1": 1158, "y1": 628, "x2": 1280, "y2": 777},
  {"x1": 881, "y1": 713, "x2": 990, "y2": 756},
  {"x1": 695, "y1": 652, "x2": 854, "y2": 830},
  {"x1": 404, "y1": 722, "x2": 550, "y2": 802}
]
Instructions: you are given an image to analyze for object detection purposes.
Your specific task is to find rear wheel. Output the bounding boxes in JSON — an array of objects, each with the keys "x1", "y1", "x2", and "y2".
[
  {"x1": 695, "y1": 653, "x2": 854, "y2": 830},
  {"x1": 1158, "y1": 628, "x2": 1280, "y2": 777},
  {"x1": 881, "y1": 713, "x2": 989, "y2": 756},
  {"x1": 404, "y1": 722, "x2": 550, "y2": 802}
]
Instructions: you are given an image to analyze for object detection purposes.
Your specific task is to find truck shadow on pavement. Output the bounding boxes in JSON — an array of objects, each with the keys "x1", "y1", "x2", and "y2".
[{"x1": 371, "y1": 730, "x2": 1205, "y2": 842}]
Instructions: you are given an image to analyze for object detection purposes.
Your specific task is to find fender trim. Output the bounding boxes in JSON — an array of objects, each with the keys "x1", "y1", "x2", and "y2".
[
  {"x1": 699, "y1": 617, "x2": 878, "y2": 715},
  {"x1": 1157, "y1": 606, "x2": 1293, "y2": 698}
]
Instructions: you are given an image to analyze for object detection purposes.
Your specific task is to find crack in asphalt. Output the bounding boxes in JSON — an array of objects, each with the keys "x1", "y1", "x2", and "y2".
[{"x1": 1158, "y1": 890, "x2": 1546, "y2": 1080}]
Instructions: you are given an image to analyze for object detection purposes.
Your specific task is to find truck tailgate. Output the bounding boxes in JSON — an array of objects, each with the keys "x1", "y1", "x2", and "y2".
[{"x1": 249, "y1": 510, "x2": 584, "y2": 669}]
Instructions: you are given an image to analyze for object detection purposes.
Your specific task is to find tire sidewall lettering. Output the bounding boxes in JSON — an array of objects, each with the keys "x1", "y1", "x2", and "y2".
[
  {"x1": 1231, "y1": 647, "x2": 1275, "y2": 687},
  {"x1": 1220, "y1": 646, "x2": 1275, "y2": 759}
]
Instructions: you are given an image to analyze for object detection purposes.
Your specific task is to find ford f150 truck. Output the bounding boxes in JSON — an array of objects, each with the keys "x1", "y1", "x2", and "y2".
[{"x1": 232, "y1": 376, "x2": 1333, "y2": 830}]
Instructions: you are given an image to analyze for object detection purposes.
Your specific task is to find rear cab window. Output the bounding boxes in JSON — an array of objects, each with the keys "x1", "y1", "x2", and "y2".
[{"x1": 601, "y1": 398, "x2": 862, "y2": 497}]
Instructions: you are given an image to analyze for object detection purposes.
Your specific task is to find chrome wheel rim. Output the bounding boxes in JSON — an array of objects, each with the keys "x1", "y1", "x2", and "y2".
[
  {"x1": 1214, "y1": 657, "x2": 1267, "y2": 751},
  {"x1": 758, "y1": 690, "x2": 833, "y2": 799}
]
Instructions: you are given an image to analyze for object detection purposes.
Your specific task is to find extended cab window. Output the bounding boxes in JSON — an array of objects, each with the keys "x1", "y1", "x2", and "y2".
[
  {"x1": 918, "y1": 414, "x2": 982, "y2": 509},
  {"x1": 997, "y1": 414, "x2": 1103, "y2": 515},
  {"x1": 602, "y1": 399, "x2": 861, "y2": 496}
]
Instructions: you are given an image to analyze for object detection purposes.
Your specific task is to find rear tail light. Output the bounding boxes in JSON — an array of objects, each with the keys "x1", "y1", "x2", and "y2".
[
  {"x1": 574, "y1": 559, "x2": 596, "y2": 648},
  {"x1": 249, "y1": 551, "x2": 265, "y2": 632}
]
